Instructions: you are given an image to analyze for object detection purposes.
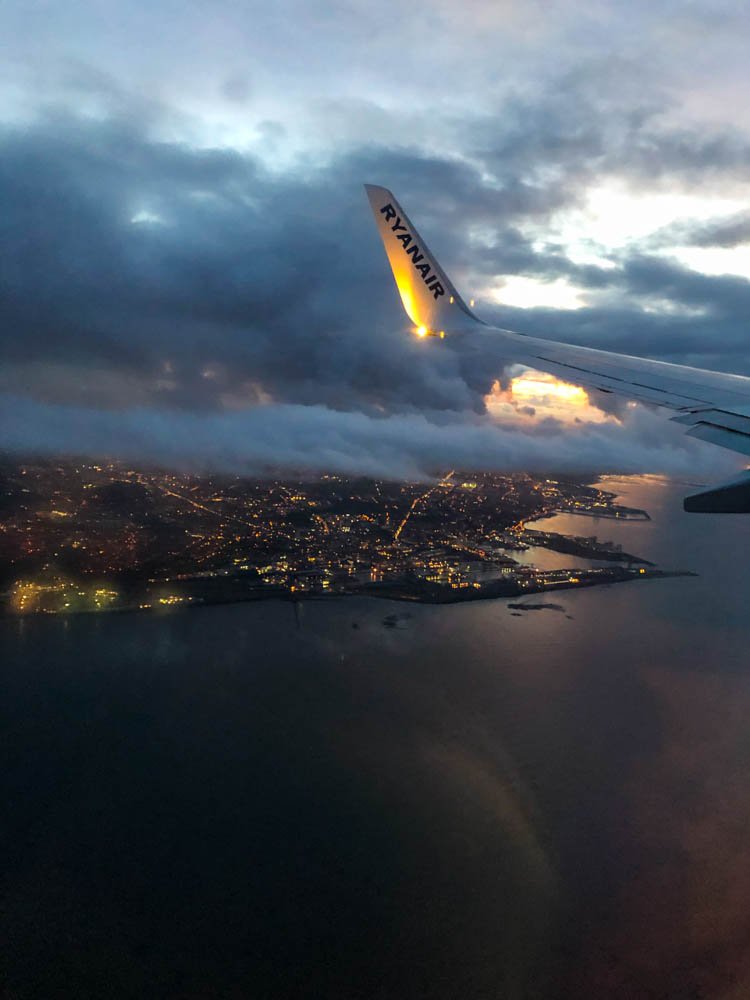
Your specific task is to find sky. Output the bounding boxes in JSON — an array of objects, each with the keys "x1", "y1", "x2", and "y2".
[{"x1": 2, "y1": 0, "x2": 750, "y2": 480}]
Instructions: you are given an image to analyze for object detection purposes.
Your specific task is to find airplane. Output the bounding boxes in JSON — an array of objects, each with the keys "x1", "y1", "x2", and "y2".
[{"x1": 365, "y1": 183, "x2": 750, "y2": 514}]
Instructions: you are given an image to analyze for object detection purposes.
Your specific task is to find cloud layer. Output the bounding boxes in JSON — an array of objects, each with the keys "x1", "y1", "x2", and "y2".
[{"x1": 1, "y1": 394, "x2": 739, "y2": 483}]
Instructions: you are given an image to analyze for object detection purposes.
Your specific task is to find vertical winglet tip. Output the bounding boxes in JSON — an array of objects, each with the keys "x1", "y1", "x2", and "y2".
[
  {"x1": 364, "y1": 183, "x2": 391, "y2": 204},
  {"x1": 364, "y1": 182, "x2": 483, "y2": 331}
]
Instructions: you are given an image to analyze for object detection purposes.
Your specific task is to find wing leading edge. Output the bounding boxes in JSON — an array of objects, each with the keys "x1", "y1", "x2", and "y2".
[{"x1": 365, "y1": 183, "x2": 750, "y2": 513}]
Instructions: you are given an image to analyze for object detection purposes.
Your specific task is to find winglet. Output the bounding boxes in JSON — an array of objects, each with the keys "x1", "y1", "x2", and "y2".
[
  {"x1": 365, "y1": 184, "x2": 484, "y2": 333},
  {"x1": 683, "y1": 470, "x2": 750, "y2": 513}
]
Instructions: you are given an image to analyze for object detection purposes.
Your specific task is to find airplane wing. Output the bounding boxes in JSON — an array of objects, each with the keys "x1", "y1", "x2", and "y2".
[{"x1": 365, "y1": 183, "x2": 750, "y2": 513}]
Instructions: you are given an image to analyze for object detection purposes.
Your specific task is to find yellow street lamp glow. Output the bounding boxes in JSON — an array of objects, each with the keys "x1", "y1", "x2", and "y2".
[{"x1": 416, "y1": 326, "x2": 427, "y2": 337}]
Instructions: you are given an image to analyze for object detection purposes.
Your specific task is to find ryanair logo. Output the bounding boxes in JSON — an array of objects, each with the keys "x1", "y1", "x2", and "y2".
[{"x1": 380, "y1": 203, "x2": 445, "y2": 301}]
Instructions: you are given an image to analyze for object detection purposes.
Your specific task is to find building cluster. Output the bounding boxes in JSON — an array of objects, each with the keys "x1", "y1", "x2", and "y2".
[{"x1": 0, "y1": 457, "x2": 643, "y2": 613}]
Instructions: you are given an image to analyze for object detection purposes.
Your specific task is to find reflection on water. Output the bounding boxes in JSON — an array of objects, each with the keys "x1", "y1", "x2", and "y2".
[
  {"x1": 520, "y1": 476, "x2": 682, "y2": 572},
  {"x1": 527, "y1": 476, "x2": 670, "y2": 561},
  {"x1": 2, "y1": 476, "x2": 750, "y2": 998}
]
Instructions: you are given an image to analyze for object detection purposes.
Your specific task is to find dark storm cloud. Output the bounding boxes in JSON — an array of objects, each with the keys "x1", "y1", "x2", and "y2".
[
  {"x1": 0, "y1": 113, "x2": 502, "y2": 416},
  {"x1": 2, "y1": 108, "x2": 749, "y2": 387},
  {"x1": 649, "y1": 211, "x2": 750, "y2": 249},
  {"x1": 457, "y1": 69, "x2": 750, "y2": 219}
]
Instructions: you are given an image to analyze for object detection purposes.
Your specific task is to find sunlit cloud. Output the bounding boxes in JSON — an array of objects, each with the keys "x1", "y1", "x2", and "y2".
[
  {"x1": 639, "y1": 296, "x2": 710, "y2": 317},
  {"x1": 666, "y1": 245, "x2": 750, "y2": 280},
  {"x1": 491, "y1": 276, "x2": 585, "y2": 310},
  {"x1": 561, "y1": 241, "x2": 617, "y2": 270},
  {"x1": 511, "y1": 374, "x2": 589, "y2": 404},
  {"x1": 538, "y1": 185, "x2": 750, "y2": 286},
  {"x1": 485, "y1": 371, "x2": 615, "y2": 425},
  {"x1": 566, "y1": 184, "x2": 750, "y2": 249},
  {"x1": 130, "y1": 209, "x2": 164, "y2": 225}
]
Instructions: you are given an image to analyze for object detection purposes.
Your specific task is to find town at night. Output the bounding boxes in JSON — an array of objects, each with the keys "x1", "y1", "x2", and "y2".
[{"x1": 1, "y1": 457, "x2": 683, "y2": 616}]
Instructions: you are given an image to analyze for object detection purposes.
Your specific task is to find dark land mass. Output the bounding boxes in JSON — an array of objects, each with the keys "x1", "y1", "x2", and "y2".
[
  {"x1": 521, "y1": 529, "x2": 653, "y2": 565},
  {"x1": 356, "y1": 568, "x2": 696, "y2": 605},
  {"x1": 555, "y1": 507, "x2": 650, "y2": 520},
  {"x1": 0, "y1": 456, "x2": 688, "y2": 616},
  {"x1": 0, "y1": 565, "x2": 698, "y2": 620}
]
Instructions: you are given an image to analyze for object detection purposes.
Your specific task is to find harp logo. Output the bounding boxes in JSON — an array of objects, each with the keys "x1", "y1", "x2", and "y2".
[{"x1": 379, "y1": 203, "x2": 445, "y2": 301}]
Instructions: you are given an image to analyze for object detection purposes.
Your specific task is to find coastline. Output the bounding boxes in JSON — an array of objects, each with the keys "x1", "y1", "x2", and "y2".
[{"x1": 0, "y1": 566, "x2": 697, "y2": 619}]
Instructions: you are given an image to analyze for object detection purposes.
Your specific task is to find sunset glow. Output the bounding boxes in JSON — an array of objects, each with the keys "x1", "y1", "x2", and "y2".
[
  {"x1": 511, "y1": 375, "x2": 589, "y2": 404},
  {"x1": 484, "y1": 371, "x2": 616, "y2": 425}
]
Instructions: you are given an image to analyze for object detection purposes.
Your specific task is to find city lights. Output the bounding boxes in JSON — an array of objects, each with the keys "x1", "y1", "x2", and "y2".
[{"x1": 0, "y1": 458, "x2": 658, "y2": 617}]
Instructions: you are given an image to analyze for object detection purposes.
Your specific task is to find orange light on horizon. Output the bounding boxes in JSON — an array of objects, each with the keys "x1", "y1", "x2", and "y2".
[
  {"x1": 511, "y1": 374, "x2": 589, "y2": 404},
  {"x1": 484, "y1": 370, "x2": 616, "y2": 425}
]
